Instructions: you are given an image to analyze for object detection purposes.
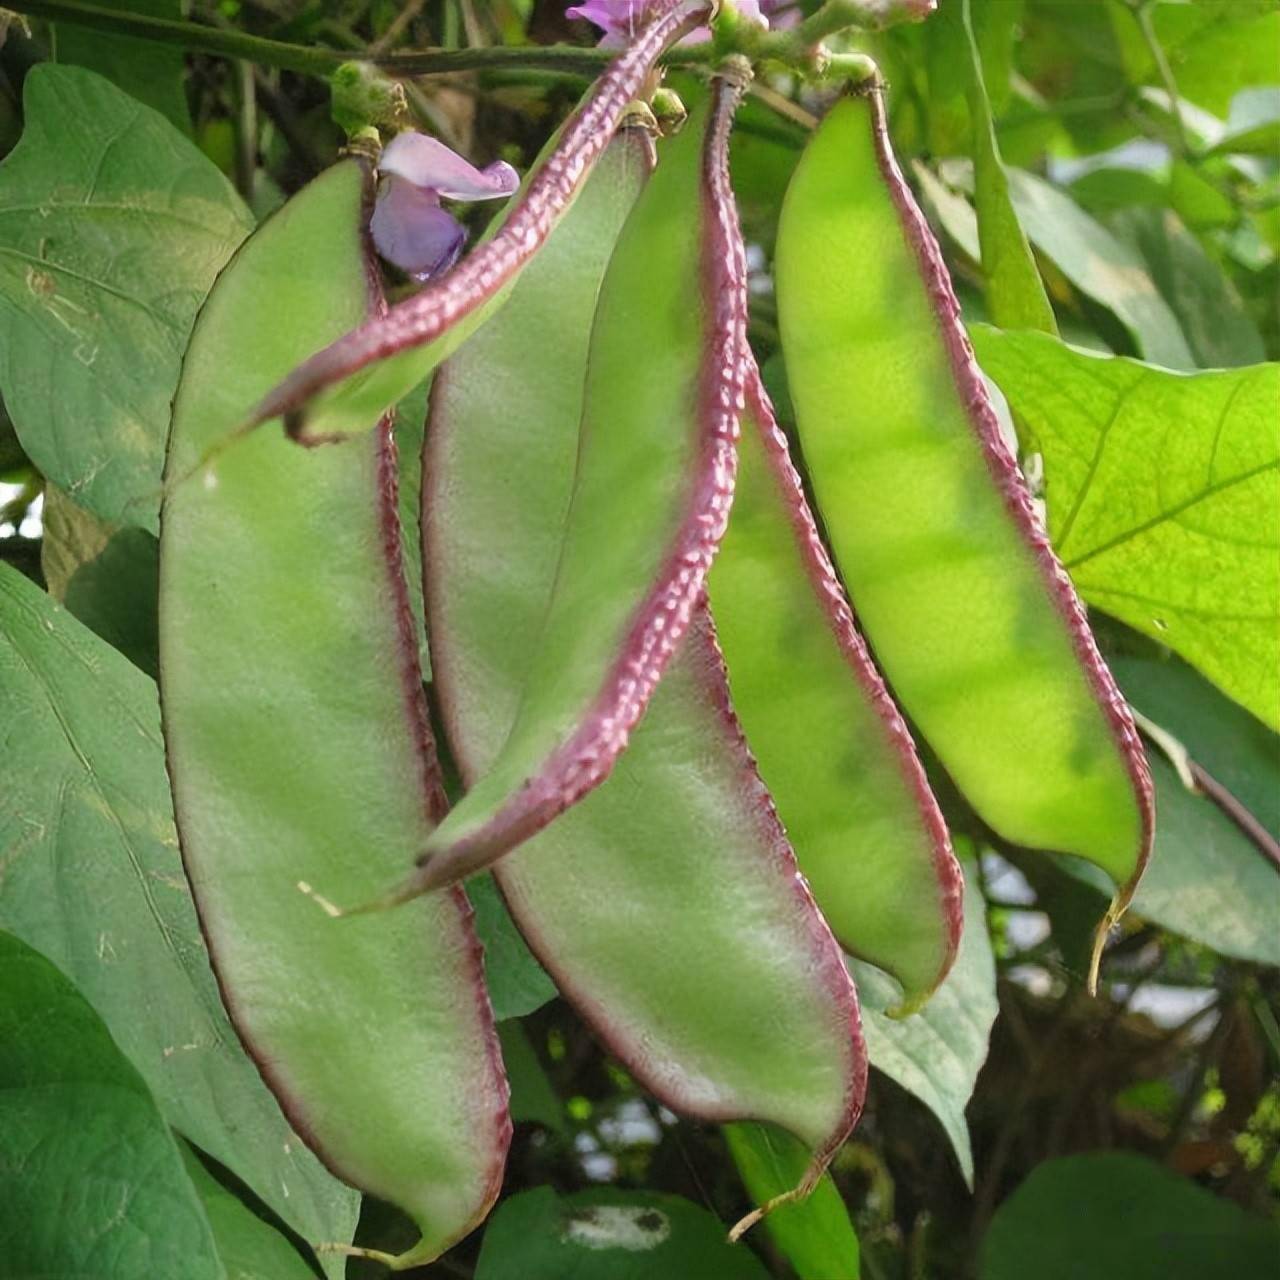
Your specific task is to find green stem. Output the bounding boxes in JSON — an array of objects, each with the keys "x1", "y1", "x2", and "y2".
[
  {"x1": 1128, "y1": 0, "x2": 1191, "y2": 156},
  {"x1": 12, "y1": 0, "x2": 926, "y2": 80}
]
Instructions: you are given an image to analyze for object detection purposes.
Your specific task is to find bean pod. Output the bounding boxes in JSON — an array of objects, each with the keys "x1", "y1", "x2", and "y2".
[
  {"x1": 159, "y1": 158, "x2": 508, "y2": 1268},
  {"x1": 775, "y1": 87, "x2": 1153, "y2": 981},
  {"x1": 388, "y1": 65, "x2": 753, "y2": 903},
  {"x1": 710, "y1": 360, "x2": 963, "y2": 1012},
  {"x1": 425, "y1": 109, "x2": 865, "y2": 1206}
]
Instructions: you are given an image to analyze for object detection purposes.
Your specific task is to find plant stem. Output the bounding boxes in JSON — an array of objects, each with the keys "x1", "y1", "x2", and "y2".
[
  {"x1": 1129, "y1": 0, "x2": 1191, "y2": 156},
  {"x1": 11, "y1": 0, "x2": 928, "y2": 80}
]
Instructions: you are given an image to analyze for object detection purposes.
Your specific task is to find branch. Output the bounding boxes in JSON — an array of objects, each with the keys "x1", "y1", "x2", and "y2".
[{"x1": 11, "y1": 0, "x2": 932, "y2": 80}]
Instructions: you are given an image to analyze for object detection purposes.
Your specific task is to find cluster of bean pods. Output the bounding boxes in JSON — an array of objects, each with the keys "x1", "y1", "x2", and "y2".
[{"x1": 159, "y1": 3, "x2": 1153, "y2": 1268}]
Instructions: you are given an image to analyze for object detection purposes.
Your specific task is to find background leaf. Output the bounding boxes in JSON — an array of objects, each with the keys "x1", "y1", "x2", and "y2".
[
  {"x1": 53, "y1": 0, "x2": 191, "y2": 133},
  {"x1": 973, "y1": 327, "x2": 1279, "y2": 728},
  {"x1": 1111, "y1": 206, "x2": 1266, "y2": 369},
  {"x1": 1057, "y1": 655, "x2": 1280, "y2": 968},
  {"x1": 41, "y1": 484, "x2": 159, "y2": 675},
  {"x1": 850, "y1": 865, "x2": 997, "y2": 1186},
  {"x1": 0, "y1": 930, "x2": 223, "y2": 1280},
  {"x1": 1005, "y1": 168, "x2": 1194, "y2": 367},
  {"x1": 725, "y1": 1123, "x2": 860, "y2": 1280},
  {"x1": 0, "y1": 564, "x2": 358, "y2": 1275},
  {"x1": 180, "y1": 1148, "x2": 320, "y2": 1280},
  {"x1": 475, "y1": 1187, "x2": 771, "y2": 1280},
  {"x1": 0, "y1": 65, "x2": 251, "y2": 532},
  {"x1": 980, "y1": 1152, "x2": 1280, "y2": 1279}
]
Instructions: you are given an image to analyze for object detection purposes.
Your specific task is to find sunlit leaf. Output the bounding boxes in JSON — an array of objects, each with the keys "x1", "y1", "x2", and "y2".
[{"x1": 973, "y1": 327, "x2": 1279, "y2": 729}]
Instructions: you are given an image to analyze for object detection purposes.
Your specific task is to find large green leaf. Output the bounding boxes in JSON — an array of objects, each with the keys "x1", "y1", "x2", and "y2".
[
  {"x1": 972, "y1": 327, "x2": 1279, "y2": 729},
  {"x1": 0, "y1": 65, "x2": 252, "y2": 532},
  {"x1": 1004, "y1": 168, "x2": 1194, "y2": 368},
  {"x1": 981, "y1": 1153, "x2": 1280, "y2": 1279},
  {"x1": 0, "y1": 564, "x2": 358, "y2": 1276},
  {"x1": 0, "y1": 930, "x2": 223, "y2": 1279},
  {"x1": 54, "y1": 0, "x2": 191, "y2": 133},
  {"x1": 850, "y1": 867, "x2": 996, "y2": 1186},
  {"x1": 475, "y1": 1188, "x2": 771, "y2": 1280}
]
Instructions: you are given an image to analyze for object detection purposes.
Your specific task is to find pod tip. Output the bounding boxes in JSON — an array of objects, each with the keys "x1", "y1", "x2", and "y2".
[{"x1": 727, "y1": 1184, "x2": 808, "y2": 1244}]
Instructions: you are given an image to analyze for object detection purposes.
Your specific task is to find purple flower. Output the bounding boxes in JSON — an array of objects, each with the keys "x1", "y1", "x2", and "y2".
[
  {"x1": 370, "y1": 132, "x2": 520, "y2": 281},
  {"x1": 567, "y1": 0, "x2": 790, "y2": 47}
]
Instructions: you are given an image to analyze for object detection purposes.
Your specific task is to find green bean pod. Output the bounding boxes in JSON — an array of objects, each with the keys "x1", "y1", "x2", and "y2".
[
  {"x1": 710, "y1": 361, "x2": 963, "y2": 1013},
  {"x1": 385, "y1": 67, "x2": 754, "y2": 904},
  {"x1": 159, "y1": 159, "x2": 508, "y2": 1268},
  {"x1": 775, "y1": 87, "x2": 1153, "y2": 972},
  {"x1": 425, "y1": 119, "x2": 865, "y2": 1203}
]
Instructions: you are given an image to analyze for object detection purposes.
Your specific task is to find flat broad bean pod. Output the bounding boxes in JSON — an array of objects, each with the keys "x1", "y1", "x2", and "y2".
[
  {"x1": 710, "y1": 360, "x2": 964, "y2": 1013},
  {"x1": 247, "y1": 0, "x2": 711, "y2": 443},
  {"x1": 159, "y1": 159, "x2": 508, "y2": 1269},
  {"x1": 775, "y1": 86, "x2": 1153, "y2": 985},
  {"x1": 381, "y1": 64, "x2": 752, "y2": 904},
  {"x1": 424, "y1": 116, "x2": 865, "y2": 1215}
]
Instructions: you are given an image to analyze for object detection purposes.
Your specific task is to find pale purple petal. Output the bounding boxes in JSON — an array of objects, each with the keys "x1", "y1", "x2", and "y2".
[
  {"x1": 379, "y1": 131, "x2": 520, "y2": 202},
  {"x1": 371, "y1": 175, "x2": 467, "y2": 281}
]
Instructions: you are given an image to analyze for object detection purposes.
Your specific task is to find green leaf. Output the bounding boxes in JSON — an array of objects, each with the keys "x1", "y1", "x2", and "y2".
[
  {"x1": 1059, "y1": 656, "x2": 1280, "y2": 968},
  {"x1": 1103, "y1": 754, "x2": 1280, "y2": 967},
  {"x1": 475, "y1": 1187, "x2": 772, "y2": 1280},
  {"x1": 497, "y1": 1022, "x2": 566, "y2": 1136},
  {"x1": 972, "y1": 327, "x2": 1279, "y2": 729},
  {"x1": 180, "y1": 1149, "x2": 320, "y2": 1280},
  {"x1": 0, "y1": 930, "x2": 223, "y2": 1279},
  {"x1": 468, "y1": 872, "x2": 557, "y2": 1021},
  {"x1": 725, "y1": 1123, "x2": 860, "y2": 1280},
  {"x1": 850, "y1": 866, "x2": 996, "y2": 1186},
  {"x1": 390, "y1": 379, "x2": 431, "y2": 675},
  {"x1": 962, "y1": 0, "x2": 1057, "y2": 334},
  {"x1": 1005, "y1": 168, "x2": 1194, "y2": 368},
  {"x1": 0, "y1": 564, "x2": 358, "y2": 1276},
  {"x1": 40, "y1": 484, "x2": 160, "y2": 675},
  {"x1": 0, "y1": 65, "x2": 252, "y2": 533},
  {"x1": 1111, "y1": 206, "x2": 1266, "y2": 369},
  {"x1": 981, "y1": 1152, "x2": 1280, "y2": 1279},
  {"x1": 1208, "y1": 87, "x2": 1280, "y2": 155},
  {"x1": 1113, "y1": 654, "x2": 1279, "y2": 837},
  {"x1": 54, "y1": 0, "x2": 191, "y2": 133}
]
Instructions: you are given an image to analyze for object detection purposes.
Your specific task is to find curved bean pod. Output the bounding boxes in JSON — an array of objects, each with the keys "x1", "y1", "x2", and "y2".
[
  {"x1": 384, "y1": 65, "x2": 752, "y2": 903},
  {"x1": 249, "y1": 0, "x2": 711, "y2": 442},
  {"x1": 710, "y1": 360, "x2": 963, "y2": 1013},
  {"x1": 425, "y1": 122, "x2": 864, "y2": 1203},
  {"x1": 159, "y1": 159, "x2": 508, "y2": 1268},
  {"x1": 775, "y1": 87, "x2": 1153, "y2": 981}
]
